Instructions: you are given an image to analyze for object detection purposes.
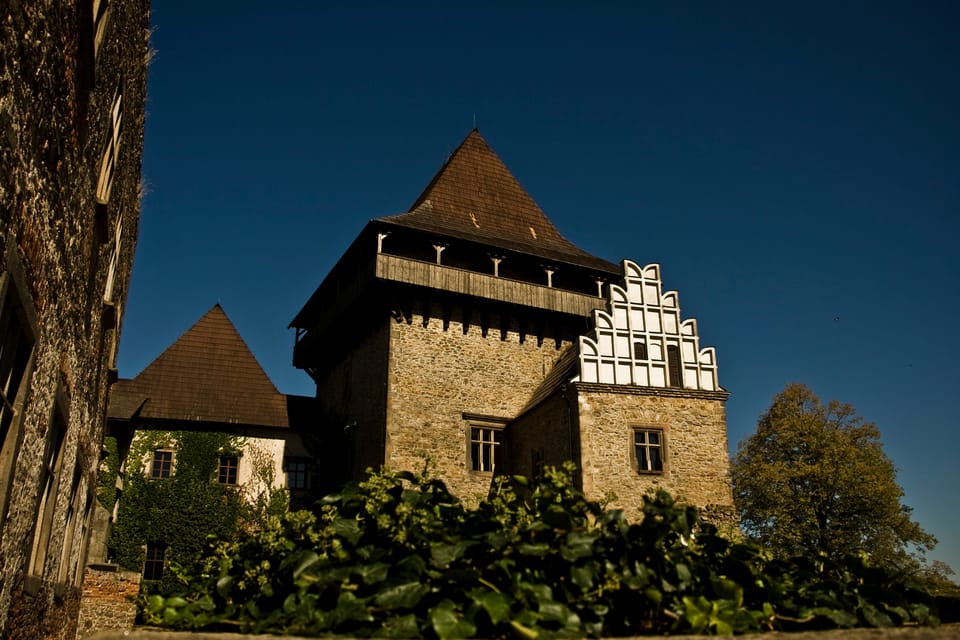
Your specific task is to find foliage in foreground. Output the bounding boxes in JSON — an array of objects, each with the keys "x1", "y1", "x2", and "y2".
[
  {"x1": 732, "y1": 383, "x2": 935, "y2": 570},
  {"x1": 144, "y1": 464, "x2": 939, "y2": 637}
]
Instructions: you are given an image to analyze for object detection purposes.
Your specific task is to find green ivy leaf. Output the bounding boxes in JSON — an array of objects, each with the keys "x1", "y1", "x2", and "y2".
[
  {"x1": 431, "y1": 600, "x2": 477, "y2": 640},
  {"x1": 479, "y1": 591, "x2": 510, "y2": 624},
  {"x1": 374, "y1": 613, "x2": 421, "y2": 638},
  {"x1": 334, "y1": 517, "x2": 362, "y2": 546},
  {"x1": 374, "y1": 582, "x2": 431, "y2": 610},
  {"x1": 570, "y1": 563, "x2": 595, "y2": 590},
  {"x1": 336, "y1": 590, "x2": 374, "y2": 623},
  {"x1": 291, "y1": 550, "x2": 320, "y2": 578},
  {"x1": 431, "y1": 541, "x2": 472, "y2": 568}
]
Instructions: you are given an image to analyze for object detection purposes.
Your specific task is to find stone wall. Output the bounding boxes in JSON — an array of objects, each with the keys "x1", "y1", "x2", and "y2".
[
  {"x1": 0, "y1": 1, "x2": 149, "y2": 636},
  {"x1": 386, "y1": 301, "x2": 571, "y2": 503},
  {"x1": 573, "y1": 384, "x2": 734, "y2": 519},
  {"x1": 504, "y1": 392, "x2": 574, "y2": 481},
  {"x1": 313, "y1": 320, "x2": 391, "y2": 485},
  {"x1": 75, "y1": 567, "x2": 140, "y2": 639}
]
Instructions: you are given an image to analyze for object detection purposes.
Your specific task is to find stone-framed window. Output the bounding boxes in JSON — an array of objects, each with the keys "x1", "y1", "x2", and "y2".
[
  {"x1": 92, "y1": 0, "x2": 111, "y2": 58},
  {"x1": 217, "y1": 454, "x2": 239, "y2": 485},
  {"x1": 284, "y1": 458, "x2": 309, "y2": 491},
  {"x1": 150, "y1": 449, "x2": 173, "y2": 479},
  {"x1": 95, "y1": 90, "x2": 123, "y2": 205},
  {"x1": 469, "y1": 425, "x2": 502, "y2": 473},
  {"x1": 143, "y1": 542, "x2": 166, "y2": 581},
  {"x1": 633, "y1": 428, "x2": 664, "y2": 474},
  {"x1": 0, "y1": 250, "x2": 38, "y2": 524},
  {"x1": 29, "y1": 397, "x2": 69, "y2": 578}
]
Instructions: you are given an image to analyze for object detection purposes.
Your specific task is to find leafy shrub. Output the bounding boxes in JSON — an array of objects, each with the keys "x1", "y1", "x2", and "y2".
[{"x1": 143, "y1": 464, "x2": 939, "y2": 637}]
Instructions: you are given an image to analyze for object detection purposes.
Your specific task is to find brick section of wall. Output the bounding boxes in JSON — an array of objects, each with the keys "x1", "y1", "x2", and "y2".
[
  {"x1": 574, "y1": 386, "x2": 734, "y2": 518},
  {"x1": 75, "y1": 568, "x2": 140, "y2": 639},
  {"x1": 386, "y1": 303, "x2": 571, "y2": 503}
]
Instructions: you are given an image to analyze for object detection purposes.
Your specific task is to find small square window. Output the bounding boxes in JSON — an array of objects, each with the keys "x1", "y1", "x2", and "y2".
[
  {"x1": 150, "y1": 450, "x2": 172, "y2": 479},
  {"x1": 218, "y1": 454, "x2": 238, "y2": 485},
  {"x1": 634, "y1": 429, "x2": 664, "y2": 473},
  {"x1": 284, "y1": 459, "x2": 308, "y2": 490}
]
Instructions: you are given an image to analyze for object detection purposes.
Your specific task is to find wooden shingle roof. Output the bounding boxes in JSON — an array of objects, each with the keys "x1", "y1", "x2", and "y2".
[
  {"x1": 380, "y1": 130, "x2": 618, "y2": 274},
  {"x1": 109, "y1": 304, "x2": 292, "y2": 427}
]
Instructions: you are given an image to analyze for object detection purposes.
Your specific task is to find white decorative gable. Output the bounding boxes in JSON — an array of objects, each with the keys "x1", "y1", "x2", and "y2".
[{"x1": 574, "y1": 261, "x2": 719, "y2": 391}]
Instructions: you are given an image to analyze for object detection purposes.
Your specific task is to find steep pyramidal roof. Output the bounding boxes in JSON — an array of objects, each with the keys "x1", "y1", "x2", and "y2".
[
  {"x1": 109, "y1": 304, "x2": 291, "y2": 427},
  {"x1": 380, "y1": 130, "x2": 618, "y2": 273}
]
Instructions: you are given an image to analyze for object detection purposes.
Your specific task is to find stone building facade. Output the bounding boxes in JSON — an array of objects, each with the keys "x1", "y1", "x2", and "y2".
[
  {"x1": 96, "y1": 304, "x2": 316, "y2": 608},
  {"x1": 292, "y1": 130, "x2": 736, "y2": 519},
  {"x1": 0, "y1": 1, "x2": 149, "y2": 637}
]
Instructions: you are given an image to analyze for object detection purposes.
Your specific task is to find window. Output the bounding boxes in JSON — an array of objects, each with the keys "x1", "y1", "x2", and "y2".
[
  {"x1": 218, "y1": 454, "x2": 238, "y2": 485},
  {"x1": 29, "y1": 401, "x2": 68, "y2": 576},
  {"x1": 0, "y1": 265, "x2": 37, "y2": 522},
  {"x1": 634, "y1": 429, "x2": 664, "y2": 474},
  {"x1": 103, "y1": 212, "x2": 122, "y2": 303},
  {"x1": 143, "y1": 543, "x2": 166, "y2": 581},
  {"x1": 150, "y1": 450, "x2": 172, "y2": 478},
  {"x1": 633, "y1": 340, "x2": 648, "y2": 360},
  {"x1": 95, "y1": 91, "x2": 123, "y2": 205},
  {"x1": 92, "y1": 0, "x2": 111, "y2": 58},
  {"x1": 470, "y1": 426, "x2": 502, "y2": 472},
  {"x1": 666, "y1": 344, "x2": 682, "y2": 387},
  {"x1": 284, "y1": 459, "x2": 308, "y2": 490}
]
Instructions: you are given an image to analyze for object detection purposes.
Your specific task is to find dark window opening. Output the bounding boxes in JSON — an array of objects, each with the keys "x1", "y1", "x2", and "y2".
[
  {"x1": 151, "y1": 450, "x2": 172, "y2": 479},
  {"x1": 634, "y1": 429, "x2": 664, "y2": 473},
  {"x1": 143, "y1": 543, "x2": 166, "y2": 581},
  {"x1": 633, "y1": 340, "x2": 648, "y2": 360},
  {"x1": 284, "y1": 459, "x2": 308, "y2": 490},
  {"x1": 218, "y1": 454, "x2": 238, "y2": 485},
  {"x1": 667, "y1": 344, "x2": 682, "y2": 387}
]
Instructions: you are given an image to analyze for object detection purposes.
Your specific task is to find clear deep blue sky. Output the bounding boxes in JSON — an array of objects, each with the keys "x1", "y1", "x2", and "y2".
[{"x1": 121, "y1": 2, "x2": 959, "y2": 573}]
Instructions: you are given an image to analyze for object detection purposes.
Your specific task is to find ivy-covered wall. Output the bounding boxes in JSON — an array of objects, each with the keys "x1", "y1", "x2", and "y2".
[{"x1": 106, "y1": 430, "x2": 287, "y2": 592}]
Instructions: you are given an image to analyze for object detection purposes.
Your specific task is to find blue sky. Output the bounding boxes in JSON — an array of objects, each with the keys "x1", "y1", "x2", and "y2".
[{"x1": 121, "y1": 2, "x2": 959, "y2": 573}]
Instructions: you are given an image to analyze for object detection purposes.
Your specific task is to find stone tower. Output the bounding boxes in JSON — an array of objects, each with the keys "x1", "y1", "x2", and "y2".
[{"x1": 292, "y1": 130, "x2": 734, "y2": 516}]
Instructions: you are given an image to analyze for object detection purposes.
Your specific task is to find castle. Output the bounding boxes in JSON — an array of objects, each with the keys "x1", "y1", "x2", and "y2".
[
  {"x1": 102, "y1": 132, "x2": 735, "y2": 594},
  {"x1": 292, "y1": 129, "x2": 735, "y2": 517}
]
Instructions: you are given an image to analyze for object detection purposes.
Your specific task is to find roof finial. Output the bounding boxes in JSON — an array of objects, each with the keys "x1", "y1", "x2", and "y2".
[{"x1": 472, "y1": 113, "x2": 477, "y2": 131}]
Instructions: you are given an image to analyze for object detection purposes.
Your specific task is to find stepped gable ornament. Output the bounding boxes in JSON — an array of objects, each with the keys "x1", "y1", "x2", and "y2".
[{"x1": 575, "y1": 261, "x2": 720, "y2": 391}]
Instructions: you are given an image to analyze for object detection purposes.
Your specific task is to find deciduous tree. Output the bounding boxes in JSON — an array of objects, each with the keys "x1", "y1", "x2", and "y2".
[{"x1": 732, "y1": 383, "x2": 935, "y2": 569}]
